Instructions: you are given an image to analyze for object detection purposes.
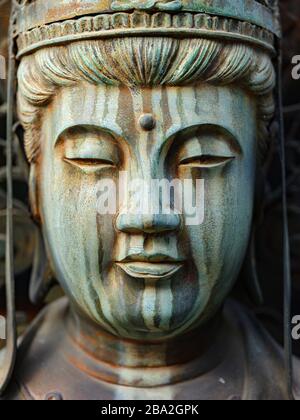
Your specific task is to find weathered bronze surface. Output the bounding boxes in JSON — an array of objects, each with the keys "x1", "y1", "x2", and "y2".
[{"x1": 1, "y1": 0, "x2": 300, "y2": 400}]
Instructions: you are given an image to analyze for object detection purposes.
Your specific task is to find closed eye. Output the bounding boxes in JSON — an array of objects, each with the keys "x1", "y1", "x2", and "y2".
[
  {"x1": 64, "y1": 157, "x2": 116, "y2": 169},
  {"x1": 179, "y1": 155, "x2": 235, "y2": 168}
]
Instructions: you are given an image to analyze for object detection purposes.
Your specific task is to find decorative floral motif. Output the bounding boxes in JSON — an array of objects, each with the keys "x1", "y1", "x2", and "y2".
[{"x1": 111, "y1": 0, "x2": 182, "y2": 12}]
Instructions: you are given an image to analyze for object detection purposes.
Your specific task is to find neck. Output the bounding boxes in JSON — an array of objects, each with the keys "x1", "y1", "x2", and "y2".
[{"x1": 65, "y1": 306, "x2": 228, "y2": 387}]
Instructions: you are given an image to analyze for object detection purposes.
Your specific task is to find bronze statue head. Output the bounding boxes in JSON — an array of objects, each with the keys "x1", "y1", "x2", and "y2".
[{"x1": 14, "y1": 0, "x2": 278, "y2": 341}]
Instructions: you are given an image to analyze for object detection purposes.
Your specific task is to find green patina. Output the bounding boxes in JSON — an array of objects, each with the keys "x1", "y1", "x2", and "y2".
[{"x1": 15, "y1": 0, "x2": 280, "y2": 35}]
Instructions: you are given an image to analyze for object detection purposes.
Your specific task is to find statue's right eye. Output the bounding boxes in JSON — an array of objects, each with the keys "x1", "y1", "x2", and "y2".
[
  {"x1": 63, "y1": 157, "x2": 116, "y2": 170},
  {"x1": 57, "y1": 127, "x2": 121, "y2": 172},
  {"x1": 62, "y1": 133, "x2": 120, "y2": 171}
]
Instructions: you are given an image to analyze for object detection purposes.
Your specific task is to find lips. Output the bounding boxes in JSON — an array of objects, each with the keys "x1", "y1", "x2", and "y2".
[{"x1": 116, "y1": 261, "x2": 184, "y2": 279}]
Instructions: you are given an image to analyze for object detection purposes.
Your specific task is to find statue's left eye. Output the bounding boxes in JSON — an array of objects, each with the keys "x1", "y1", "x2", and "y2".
[
  {"x1": 179, "y1": 155, "x2": 234, "y2": 168},
  {"x1": 64, "y1": 157, "x2": 116, "y2": 169}
]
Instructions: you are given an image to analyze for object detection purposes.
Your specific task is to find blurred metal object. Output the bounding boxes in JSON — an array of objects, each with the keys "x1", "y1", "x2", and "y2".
[
  {"x1": 0, "y1": 207, "x2": 35, "y2": 289},
  {"x1": 0, "y1": 0, "x2": 34, "y2": 291},
  {"x1": 0, "y1": 2, "x2": 17, "y2": 394}
]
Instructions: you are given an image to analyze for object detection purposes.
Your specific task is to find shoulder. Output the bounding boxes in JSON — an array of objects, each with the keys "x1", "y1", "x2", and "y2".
[
  {"x1": 225, "y1": 299, "x2": 296, "y2": 400},
  {"x1": 2, "y1": 297, "x2": 69, "y2": 400}
]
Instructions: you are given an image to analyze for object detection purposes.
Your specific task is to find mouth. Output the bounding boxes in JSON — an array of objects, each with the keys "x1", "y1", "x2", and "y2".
[{"x1": 116, "y1": 260, "x2": 184, "y2": 279}]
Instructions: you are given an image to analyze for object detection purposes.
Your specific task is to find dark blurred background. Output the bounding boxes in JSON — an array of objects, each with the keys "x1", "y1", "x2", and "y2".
[
  {"x1": 0, "y1": 0, "x2": 299, "y2": 354},
  {"x1": 254, "y1": 0, "x2": 300, "y2": 355}
]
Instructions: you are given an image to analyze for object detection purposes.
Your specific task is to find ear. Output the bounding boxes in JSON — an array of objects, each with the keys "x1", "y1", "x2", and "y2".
[
  {"x1": 29, "y1": 163, "x2": 41, "y2": 224},
  {"x1": 253, "y1": 162, "x2": 266, "y2": 225},
  {"x1": 30, "y1": 228, "x2": 56, "y2": 305},
  {"x1": 28, "y1": 163, "x2": 56, "y2": 304},
  {"x1": 242, "y1": 229, "x2": 264, "y2": 305}
]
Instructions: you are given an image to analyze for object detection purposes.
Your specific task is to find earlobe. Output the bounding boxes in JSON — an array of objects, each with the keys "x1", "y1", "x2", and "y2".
[
  {"x1": 29, "y1": 163, "x2": 41, "y2": 224},
  {"x1": 253, "y1": 162, "x2": 266, "y2": 225}
]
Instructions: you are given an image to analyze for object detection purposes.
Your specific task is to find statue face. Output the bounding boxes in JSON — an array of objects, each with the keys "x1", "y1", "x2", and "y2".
[{"x1": 36, "y1": 83, "x2": 256, "y2": 340}]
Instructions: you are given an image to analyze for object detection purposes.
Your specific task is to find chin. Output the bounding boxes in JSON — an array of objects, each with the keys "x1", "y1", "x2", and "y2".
[{"x1": 110, "y1": 306, "x2": 202, "y2": 341}]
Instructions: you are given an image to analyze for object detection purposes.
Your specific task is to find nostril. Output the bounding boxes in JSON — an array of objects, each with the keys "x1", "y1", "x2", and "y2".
[{"x1": 115, "y1": 213, "x2": 181, "y2": 234}]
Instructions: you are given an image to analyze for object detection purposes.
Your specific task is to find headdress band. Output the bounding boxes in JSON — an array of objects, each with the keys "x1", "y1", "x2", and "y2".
[{"x1": 13, "y1": 0, "x2": 280, "y2": 57}]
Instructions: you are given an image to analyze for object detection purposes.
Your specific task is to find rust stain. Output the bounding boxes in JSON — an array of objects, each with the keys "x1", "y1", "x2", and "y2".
[{"x1": 45, "y1": 1, "x2": 111, "y2": 24}]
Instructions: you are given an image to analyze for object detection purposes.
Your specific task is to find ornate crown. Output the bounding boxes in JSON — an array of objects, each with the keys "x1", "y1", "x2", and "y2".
[{"x1": 13, "y1": 0, "x2": 280, "y2": 58}]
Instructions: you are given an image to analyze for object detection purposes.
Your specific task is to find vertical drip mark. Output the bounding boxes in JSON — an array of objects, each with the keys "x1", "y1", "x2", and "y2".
[
  {"x1": 166, "y1": 87, "x2": 181, "y2": 137},
  {"x1": 157, "y1": 278, "x2": 173, "y2": 332},
  {"x1": 142, "y1": 280, "x2": 158, "y2": 331},
  {"x1": 106, "y1": 85, "x2": 122, "y2": 133}
]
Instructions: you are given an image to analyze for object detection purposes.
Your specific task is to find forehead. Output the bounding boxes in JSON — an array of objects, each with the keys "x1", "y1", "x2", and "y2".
[{"x1": 44, "y1": 82, "x2": 255, "y2": 145}]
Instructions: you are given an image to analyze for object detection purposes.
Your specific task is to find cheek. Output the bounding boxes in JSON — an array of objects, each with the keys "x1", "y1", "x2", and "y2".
[
  {"x1": 39, "y1": 157, "x2": 116, "y2": 291},
  {"x1": 181, "y1": 155, "x2": 255, "y2": 287}
]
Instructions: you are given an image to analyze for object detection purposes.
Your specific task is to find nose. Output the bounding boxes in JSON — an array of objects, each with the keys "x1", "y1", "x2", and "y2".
[{"x1": 115, "y1": 213, "x2": 181, "y2": 234}]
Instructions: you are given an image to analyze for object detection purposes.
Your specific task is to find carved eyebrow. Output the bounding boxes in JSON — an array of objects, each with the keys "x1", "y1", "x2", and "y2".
[
  {"x1": 165, "y1": 124, "x2": 243, "y2": 155},
  {"x1": 54, "y1": 124, "x2": 122, "y2": 146},
  {"x1": 55, "y1": 123, "x2": 242, "y2": 155}
]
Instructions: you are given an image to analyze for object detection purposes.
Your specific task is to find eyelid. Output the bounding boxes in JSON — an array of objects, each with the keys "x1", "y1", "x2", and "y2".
[
  {"x1": 179, "y1": 155, "x2": 235, "y2": 168},
  {"x1": 64, "y1": 157, "x2": 116, "y2": 170},
  {"x1": 63, "y1": 134, "x2": 120, "y2": 163}
]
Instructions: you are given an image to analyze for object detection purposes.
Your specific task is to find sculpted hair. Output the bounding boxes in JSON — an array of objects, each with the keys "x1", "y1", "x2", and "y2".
[{"x1": 17, "y1": 37, "x2": 276, "y2": 163}]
